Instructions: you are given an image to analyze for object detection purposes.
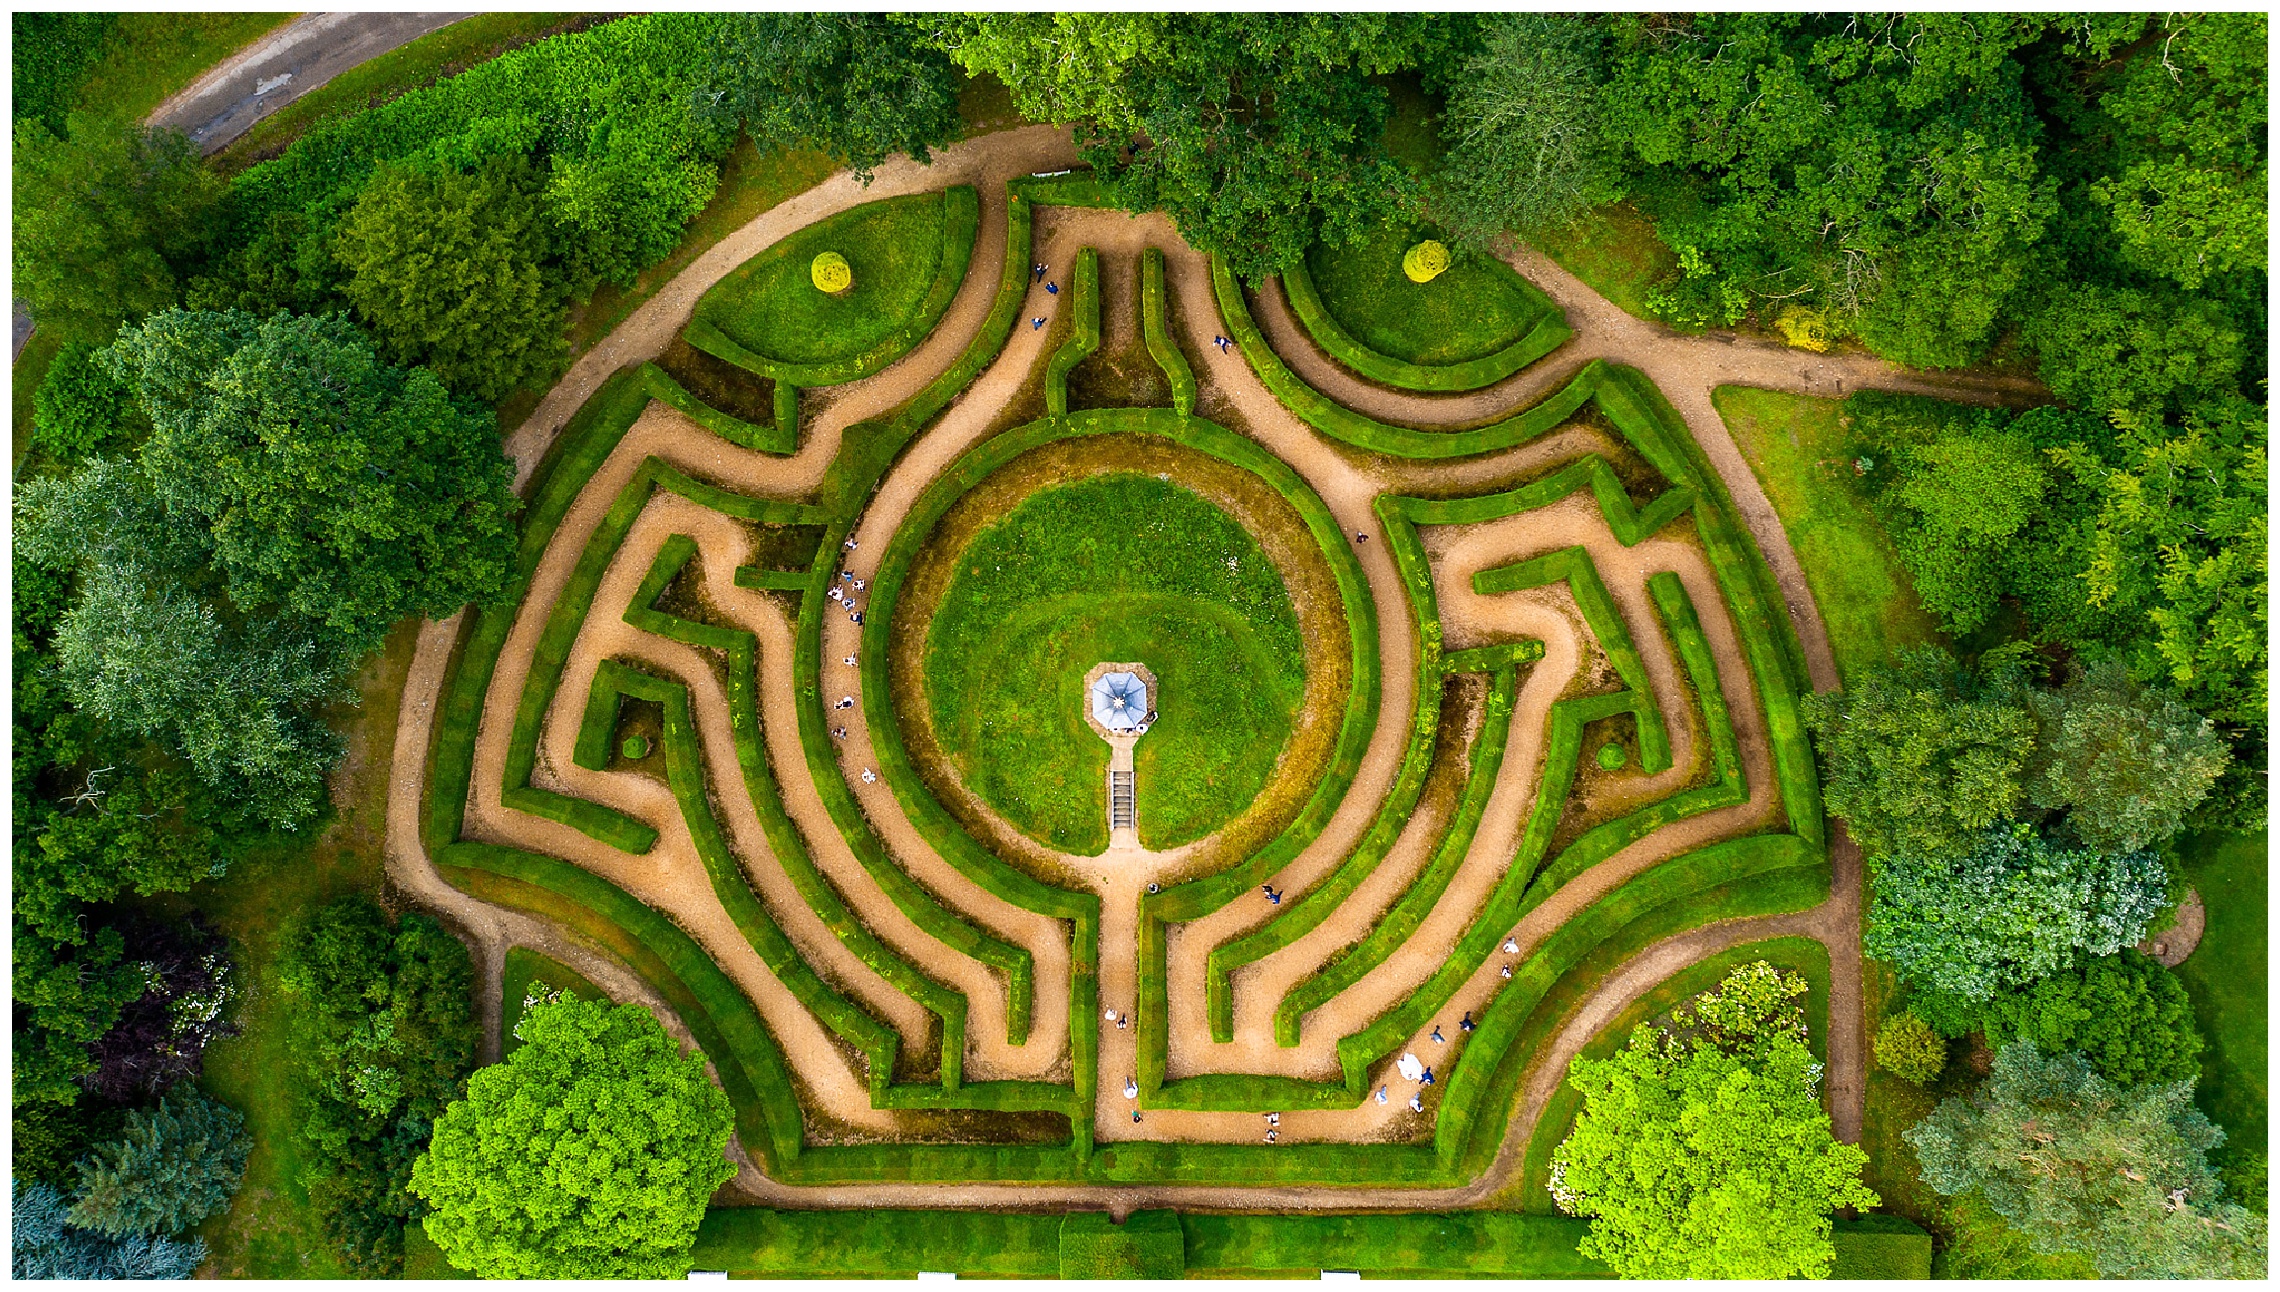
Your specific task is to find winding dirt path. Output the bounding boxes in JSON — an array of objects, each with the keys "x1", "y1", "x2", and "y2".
[{"x1": 369, "y1": 128, "x2": 2025, "y2": 1207}]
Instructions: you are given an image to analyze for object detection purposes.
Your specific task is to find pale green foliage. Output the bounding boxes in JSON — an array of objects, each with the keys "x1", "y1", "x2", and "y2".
[
  {"x1": 333, "y1": 159, "x2": 567, "y2": 403},
  {"x1": 1552, "y1": 962, "x2": 1876, "y2": 1279},
  {"x1": 1801, "y1": 648, "x2": 2037, "y2": 860},
  {"x1": 1867, "y1": 823, "x2": 2169, "y2": 1002},
  {"x1": 409, "y1": 995, "x2": 735, "y2": 1279},
  {"x1": 1907, "y1": 1045, "x2": 2267, "y2": 1278},
  {"x1": 1873, "y1": 1010, "x2": 1947, "y2": 1085},
  {"x1": 66, "y1": 1087, "x2": 248, "y2": 1238},
  {"x1": 11, "y1": 1182, "x2": 206, "y2": 1280},
  {"x1": 1433, "y1": 13, "x2": 1622, "y2": 246},
  {"x1": 2028, "y1": 661, "x2": 2231, "y2": 852}
]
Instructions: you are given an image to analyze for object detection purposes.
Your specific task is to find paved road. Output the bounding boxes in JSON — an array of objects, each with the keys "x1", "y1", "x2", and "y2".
[{"x1": 145, "y1": 11, "x2": 474, "y2": 155}]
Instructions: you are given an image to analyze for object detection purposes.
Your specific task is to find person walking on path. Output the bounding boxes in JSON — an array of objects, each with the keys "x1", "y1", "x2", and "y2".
[
  {"x1": 1031, "y1": 317, "x2": 1046, "y2": 330},
  {"x1": 1046, "y1": 281, "x2": 1059, "y2": 295}
]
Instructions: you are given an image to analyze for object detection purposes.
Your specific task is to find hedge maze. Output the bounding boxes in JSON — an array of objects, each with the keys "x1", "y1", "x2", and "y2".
[{"x1": 412, "y1": 170, "x2": 1841, "y2": 1204}]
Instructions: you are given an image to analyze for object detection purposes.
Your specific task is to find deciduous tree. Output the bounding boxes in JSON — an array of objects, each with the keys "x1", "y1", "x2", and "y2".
[
  {"x1": 705, "y1": 14, "x2": 962, "y2": 180},
  {"x1": 1431, "y1": 14, "x2": 1621, "y2": 247},
  {"x1": 10, "y1": 114, "x2": 221, "y2": 341},
  {"x1": 2028, "y1": 662, "x2": 2231, "y2": 852},
  {"x1": 1979, "y1": 951, "x2": 2204, "y2": 1088},
  {"x1": 1907, "y1": 1045, "x2": 2266, "y2": 1278},
  {"x1": 410, "y1": 995, "x2": 734, "y2": 1279}
]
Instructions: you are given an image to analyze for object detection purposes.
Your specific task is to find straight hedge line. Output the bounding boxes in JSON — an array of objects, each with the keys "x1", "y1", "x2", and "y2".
[
  {"x1": 1043, "y1": 246, "x2": 1100, "y2": 416},
  {"x1": 1140, "y1": 247, "x2": 1196, "y2": 415},
  {"x1": 1278, "y1": 255, "x2": 1571, "y2": 393},
  {"x1": 689, "y1": 185, "x2": 982, "y2": 390}
]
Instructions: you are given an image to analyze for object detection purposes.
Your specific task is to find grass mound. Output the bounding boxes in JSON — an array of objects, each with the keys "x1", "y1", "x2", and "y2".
[
  {"x1": 1304, "y1": 221, "x2": 1556, "y2": 366},
  {"x1": 695, "y1": 190, "x2": 952, "y2": 371},
  {"x1": 923, "y1": 472, "x2": 1306, "y2": 855}
]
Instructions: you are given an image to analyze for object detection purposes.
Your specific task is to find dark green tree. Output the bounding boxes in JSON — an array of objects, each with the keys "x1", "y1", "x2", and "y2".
[
  {"x1": 67, "y1": 1087, "x2": 248, "y2": 1238},
  {"x1": 11, "y1": 13, "x2": 117, "y2": 133},
  {"x1": 1431, "y1": 13, "x2": 1621, "y2": 247},
  {"x1": 279, "y1": 896, "x2": 477, "y2": 1276},
  {"x1": 705, "y1": 14, "x2": 963, "y2": 180},
  {"x1": 10, "y1": 114, "x2": 222, "y2": 342},
  {"x1": 2028, "y1": 662, "x2": 2231, "y2": 852},
  {"x1": 333, "y1": 159, "x2": 567, "y2": 403},
  {"x1": 1908, "y1": 1045, "x2": 2266, "y2": 1278},
  {"x1": 29, "y1": 340, "x2": 147, "y2": 464},
  {"x1": 926, "y1": 13, "x2": 1443, "y2": 280},
  {"x1": 1800, "y1": 647, "x2": 2037, "y2": 860},
  {"x1": 1980, "y1": 952, "x2": 2205, "y2": 1088},
  {"x1": 75, "y1": 309, "x2": 521, "y2": 648}
]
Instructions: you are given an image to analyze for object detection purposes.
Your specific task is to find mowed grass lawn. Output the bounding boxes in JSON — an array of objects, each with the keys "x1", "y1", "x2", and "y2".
[
  {"x1": 925, "y1": 473, "x2": 1306, "y2": 855},
  {"x1": 1714, "y1": 386, "x2": 1946, "y2": 686},
  {"x1": 1304, "y1": 221, "x2": 1556, "y2": 366},
  {"x1": 1530, "y1": 201, "x2": 1678, "y2": 323},
  {"x1": 694, "y1": 190, "x2": 948, "y2": 368},
  {"x1": 2173, "y1": 828, "x2": 2268, "y2": 1197}
]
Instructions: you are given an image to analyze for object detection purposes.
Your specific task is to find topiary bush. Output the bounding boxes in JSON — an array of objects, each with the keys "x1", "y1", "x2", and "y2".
[
  {"x1": 1595, "y1": 741, "x2": 1626, "y2": 771},
  {"x1": 1402, "y1": 238, "x2": 1450, "y2": 283},
  {"x1": 620, "y1": 734, "x2": 651, "y2": 760},
  {"x1": 810, "y1": 250, "x2": 852, "y2": 294},
  {"x1": 1873, "y1": 1009, "x2": 1946, "y2": 1085}
]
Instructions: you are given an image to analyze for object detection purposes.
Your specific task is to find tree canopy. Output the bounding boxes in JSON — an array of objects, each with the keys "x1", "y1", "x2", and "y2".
[
  {"x1": 1865, "y1": 823, "x2": 2168, "y2": 1003},
  {"x1": 2026, "y1": 661, "x2": 2231, "y2": 853},
  {"x1": 1430, "y1": 13, "x2": 1621, "y2": 247},
  {"x1": 11, "y1": 113, "x2": 220, "y2": 342},
  {"x1": 1979, "y1": 952, "x2": 2205, "y2": 1088},
  {"x1": 1907, "y1": 1044, "x2": 2266, "y2": 1279},
  {"x1": 66, "y1": 1087, "x2": 247, "y2": 1239},
  {"x1": 926, "y1": 13, "x2": 1442, "y2": 280},
  {"x1": 1551, "y1": 962, "x2": 1876, "y2": 1279},
  {"x1": 409, "y1": 995, "x2": 735, "y2": 1280},
  {"x1": 1801, "y1": 647, "x2": 2037, "y2": 860},
  {"x1": 705, "y1": 14, "x2": 963, "y2": 180}
]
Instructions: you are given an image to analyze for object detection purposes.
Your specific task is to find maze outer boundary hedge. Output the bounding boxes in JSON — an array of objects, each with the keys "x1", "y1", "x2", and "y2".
[{"x1": 1279, "y1": 254, "x2": 1572, "y2": 393}]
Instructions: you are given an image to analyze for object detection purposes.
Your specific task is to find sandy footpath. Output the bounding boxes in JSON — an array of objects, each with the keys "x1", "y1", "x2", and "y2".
[{"x1": 371, "y1": 126, "x2": 2018, "y2": 1199}]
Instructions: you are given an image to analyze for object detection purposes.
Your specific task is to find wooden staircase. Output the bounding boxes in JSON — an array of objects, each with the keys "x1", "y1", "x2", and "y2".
[{"x1": 1108, "y1": 770, "x2": 1135, "y2": 833}]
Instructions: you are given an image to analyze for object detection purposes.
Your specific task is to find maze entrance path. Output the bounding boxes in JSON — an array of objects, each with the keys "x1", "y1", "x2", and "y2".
[{"x1": 386, "y1": 124, "x2": 2019, "y2": 1207}]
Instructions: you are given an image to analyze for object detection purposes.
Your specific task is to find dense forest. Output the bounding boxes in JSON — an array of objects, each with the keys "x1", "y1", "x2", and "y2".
[{"x1": 12, "y1": 10, "x2": 2264, "y2": 1278}]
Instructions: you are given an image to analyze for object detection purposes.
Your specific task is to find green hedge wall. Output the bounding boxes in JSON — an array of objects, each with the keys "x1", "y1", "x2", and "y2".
[
  {"x1": 637, "y1": 361, "x2": 793, "y2": 454},
  {"x1": 1473, "y1": 543, "x2": 1674, "y2": 775},
  {"x1": 1279, "y1": 255, "x2": 1572, "y2": 393},
  {"x1": 1043, "y1": 245, "x2": 1100, "y2": 416},
  {"x1": 1140, "y1": 247, "x2": 1196, "y2": 415}
]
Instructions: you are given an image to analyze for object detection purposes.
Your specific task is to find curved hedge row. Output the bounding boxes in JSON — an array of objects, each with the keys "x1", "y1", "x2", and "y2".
[
  {"x1": 1474, "y1": 544, "x2": 1674, "y2": 775},
  {"x1": 1140, "y1": 248, "x2": 1196, "y2": 416},
  {"x1": 1043, "y1": 246, "x2": 1100, "y2": 416},
  {"x1": 688, "y1": 186, "x2": 982, "y2": 390},
  {"x1": 1278, "y1": 257, "x2": 1571, "y2": 393},
  {"x1": 637, "y1": 362, "x2": 794, "y2": 455}
]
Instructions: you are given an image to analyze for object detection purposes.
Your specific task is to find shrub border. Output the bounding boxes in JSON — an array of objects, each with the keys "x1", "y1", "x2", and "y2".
[
  {"x1": 1042, "y1": 246, "x2": 1100, "y2": 415},
  {"x1": 1278, "y1": 255, "x2": 1571, "y2": 393},
  {"x1": 1140, "y1": 247, "x2": 1197, "y2": 415}
]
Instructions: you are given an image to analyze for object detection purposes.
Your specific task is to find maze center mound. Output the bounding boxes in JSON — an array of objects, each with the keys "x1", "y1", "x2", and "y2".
[{"x1": 902, "y1": 452, "x2": 1337, "y2": 858}]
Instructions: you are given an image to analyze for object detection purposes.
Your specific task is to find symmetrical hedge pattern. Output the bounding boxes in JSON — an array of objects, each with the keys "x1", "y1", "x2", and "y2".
[{"x1": 415, "y1": 171, "x2": 1835, "y2": 1195}]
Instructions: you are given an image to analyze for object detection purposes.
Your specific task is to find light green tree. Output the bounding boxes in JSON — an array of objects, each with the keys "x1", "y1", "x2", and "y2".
[
  {"x1": 1552, "y1": 962, "x2": 1877, "y2": 1279},
  {"x1": 1908, "y1": 1044, "x2": 2266, "y2": 1278},
  {"x1": 408, "y1": 995, "x2": 735, "y2": 1279},
  {"x1": 1873, "y1": 1011, "x2": 1947, "y2": 1085}
]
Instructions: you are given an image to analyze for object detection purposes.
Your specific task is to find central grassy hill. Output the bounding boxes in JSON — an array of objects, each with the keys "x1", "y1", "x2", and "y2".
[{"x1": 922, "y1": 472, "x2": 1306, "y2": 855}]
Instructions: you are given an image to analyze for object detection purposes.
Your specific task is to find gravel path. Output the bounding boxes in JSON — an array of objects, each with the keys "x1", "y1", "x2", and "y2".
[{"x1": 374, "y1": 125, "x2": 2024, "y2": 1203}]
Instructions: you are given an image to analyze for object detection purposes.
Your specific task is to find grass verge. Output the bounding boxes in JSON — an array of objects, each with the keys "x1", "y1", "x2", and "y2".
[
  {"x1": 2173, "y1": 828, "x2": 2268, "y2": 1201},
  {"x1": 80, "y1": 12, "x2": 294, "y2": 125},
  {"x1": 1529, "y1": 202, "x2": 1678, "y2": 322},
  {"x1": 1713, "y1": 385, "x2": 1945, "y2": 687}
]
